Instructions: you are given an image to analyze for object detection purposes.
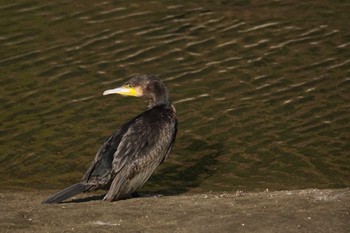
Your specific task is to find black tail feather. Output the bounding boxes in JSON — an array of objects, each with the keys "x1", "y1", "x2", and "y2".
[{"x1": 42, "y1": 183, "x2": 89, "y2": 204}]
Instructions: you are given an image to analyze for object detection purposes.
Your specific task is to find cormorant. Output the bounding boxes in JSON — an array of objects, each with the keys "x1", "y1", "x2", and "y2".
[{"x1": 42, "y1": 75, "x2": 177, "y2": 204}]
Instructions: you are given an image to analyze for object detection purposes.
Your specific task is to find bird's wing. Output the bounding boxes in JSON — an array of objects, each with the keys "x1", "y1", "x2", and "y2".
[
  {"x1": 81, "y1": 124, "x2": 129, "y2": 187},
  {"x1": 104, "y1": 111, "x2": 177, "y2": 201}
]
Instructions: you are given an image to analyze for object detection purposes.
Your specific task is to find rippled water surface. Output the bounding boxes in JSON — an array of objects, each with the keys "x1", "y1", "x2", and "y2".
[{"x1": 1, "y1": 0, "x2": 349, "y2": 193}]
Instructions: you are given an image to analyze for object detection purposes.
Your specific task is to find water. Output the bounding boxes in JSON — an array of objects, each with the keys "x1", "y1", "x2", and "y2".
[{"x1": 1, "y1": 0, "x2": 349, "y2": 194}]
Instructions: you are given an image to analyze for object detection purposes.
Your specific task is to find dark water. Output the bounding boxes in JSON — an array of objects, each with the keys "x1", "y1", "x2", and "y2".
[{"x1": 1, "y1": 0, "x2": 349, "y2": 194}]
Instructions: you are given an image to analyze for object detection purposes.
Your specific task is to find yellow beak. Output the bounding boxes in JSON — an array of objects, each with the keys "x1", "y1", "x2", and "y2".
[{"x1": 103, "y1": 85, "x2": 142, "y2": 97}]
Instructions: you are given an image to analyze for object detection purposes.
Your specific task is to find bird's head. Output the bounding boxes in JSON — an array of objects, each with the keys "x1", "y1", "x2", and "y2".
[{"x1": 103, "y1": 75, "x2": 170, "y2": 108}]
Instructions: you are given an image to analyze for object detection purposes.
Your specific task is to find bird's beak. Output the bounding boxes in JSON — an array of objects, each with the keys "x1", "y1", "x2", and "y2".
[{"x1": 103, "y1": 85, "x2": 142, "y2": 97}]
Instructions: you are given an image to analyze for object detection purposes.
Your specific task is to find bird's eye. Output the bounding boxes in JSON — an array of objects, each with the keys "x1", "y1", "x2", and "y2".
[{"x1": 125, "y1": 84, "x2": 132, "y2": 88}]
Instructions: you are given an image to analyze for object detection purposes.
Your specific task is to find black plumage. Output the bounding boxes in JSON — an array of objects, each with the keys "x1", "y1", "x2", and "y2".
[{"x1": 42, "y1": 75, "x2": 177, "y2": 204}]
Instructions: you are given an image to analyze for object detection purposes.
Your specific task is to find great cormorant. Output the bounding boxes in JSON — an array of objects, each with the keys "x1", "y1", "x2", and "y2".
[{"x1": 42, "y1": 75, "x2": 177, "y2": 203}]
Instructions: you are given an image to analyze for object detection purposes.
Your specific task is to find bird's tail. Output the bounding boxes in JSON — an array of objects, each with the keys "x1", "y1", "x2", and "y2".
[{"x1": 42, "y1": 182, "x2": 90, "y2": 204}]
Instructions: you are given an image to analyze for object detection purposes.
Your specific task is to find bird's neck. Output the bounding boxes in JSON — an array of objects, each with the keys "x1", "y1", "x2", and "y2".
[{"x1": 148, "y1": 97, "x2": 171, "y2": 109}]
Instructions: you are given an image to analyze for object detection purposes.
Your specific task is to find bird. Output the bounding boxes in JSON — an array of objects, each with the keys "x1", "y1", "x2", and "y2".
[{"x1": 42, "y1": 75, "x2": 177, "y2": 204}]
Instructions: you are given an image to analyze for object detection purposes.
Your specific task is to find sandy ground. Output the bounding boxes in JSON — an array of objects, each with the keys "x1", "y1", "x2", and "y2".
[{"x1": 0, "y1": 188, "x2": 349, "y2": 233}]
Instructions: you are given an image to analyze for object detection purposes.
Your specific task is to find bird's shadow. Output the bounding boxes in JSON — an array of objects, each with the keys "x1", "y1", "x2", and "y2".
[
  {"x1": 143, "y1": 138, "x2": 224, "y2": 196},
  {"x1": 65, "y1": 194, "x2": 105, "y2": 203},
  {"x1": 63, "y1": 192, "x2": 161, "y2": 204}
]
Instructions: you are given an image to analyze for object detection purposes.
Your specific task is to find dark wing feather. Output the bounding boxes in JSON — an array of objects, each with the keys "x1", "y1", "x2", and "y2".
[{"x1": 81, "y1": 121, "x2": 131, "y2": 189}]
